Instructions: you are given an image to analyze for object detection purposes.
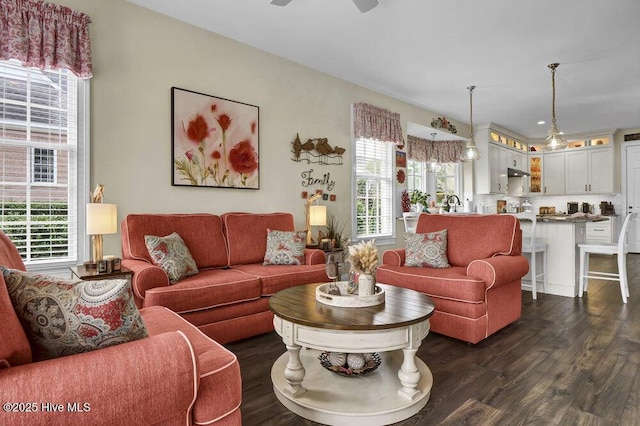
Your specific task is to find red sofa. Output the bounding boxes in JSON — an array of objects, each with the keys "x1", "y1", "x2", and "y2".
[
  {"x1": 0, "y1": 230, "x2": 241, "y2": 426},
  {"x1": 377, "y1": 214, "x2": 529, "y2": 344},
  {"x1": 121, "y1": 212, "x2": 328, "y2": 344}
]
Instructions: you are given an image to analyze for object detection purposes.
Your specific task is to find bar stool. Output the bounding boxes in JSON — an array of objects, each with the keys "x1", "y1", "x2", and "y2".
[
  {"x1": 514, "y1": 212, "x2": 547, "y2": 299},
  {"x1": 402, "y1": 212, "x2": 421, "y2": 233},
  {"x1": 578, "y1": 212, "x2": 638, "y2": 303}
]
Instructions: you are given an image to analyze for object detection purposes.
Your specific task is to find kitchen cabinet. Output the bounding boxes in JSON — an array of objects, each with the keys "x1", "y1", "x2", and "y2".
[
  {"x1": 586, "y1": 217, "x2": 618, "y2": 244},
  {"x1": 489, "y1": 143, "x2": 508, "y2": 193},
  {"x1": 508, "y1": 150, "x2": 526, "y2": 171},
  {"x1": 474, "y1": 124, "x2": 527, "y2": 195},
  {"x1": 565, "y1": 147, "x2": 614, "y2": 194},
  {"x1": 543, "y1": 152, "x2": 565, "y2": 195},
  {"x1": 528, "y1": 155, "x2": 543, "y2": 194}
]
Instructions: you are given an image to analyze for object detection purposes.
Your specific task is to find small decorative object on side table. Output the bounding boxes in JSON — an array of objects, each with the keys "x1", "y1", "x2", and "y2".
[{"x1": 70, "y1": 264, "x2": 133, "y2": 281}]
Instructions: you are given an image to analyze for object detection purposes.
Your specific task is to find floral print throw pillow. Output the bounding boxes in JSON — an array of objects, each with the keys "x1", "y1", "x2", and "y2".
[
  {"x1": 145, "y1": 232, "x2": 198, "y2": 283},
  {"x1": 263, "y1": 229, "x2": 306, "y2": 265},
  {"x1": 1, "y1": 266, "x2": 148, "y2": 361},
  {"x1": 404, "y1": 229, "x2": 451, "y2": 268}
]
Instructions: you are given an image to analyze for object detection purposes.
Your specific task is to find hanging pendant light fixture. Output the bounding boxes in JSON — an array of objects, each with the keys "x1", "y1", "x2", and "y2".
[
  {"x1": 542, "y1": 63, "x2": 568, "y2": 151},
  {"x1": 427, "y1": 132, "x2": 438, "y2": 172},
  {"x1": 460, "y1": 85, "x2": 481, "y2": 162}
]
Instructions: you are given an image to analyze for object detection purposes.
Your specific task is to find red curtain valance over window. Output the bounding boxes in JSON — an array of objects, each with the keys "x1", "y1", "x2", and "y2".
[
  {"x1": 353, "y1": 102, "x2": 404, "y2": 147},
  {"x1": 407, "y1": 135, "x2": 464, "y2": 163},
  {"x1": 0, "y1": 0, "x2": 92, "y2": 78}
]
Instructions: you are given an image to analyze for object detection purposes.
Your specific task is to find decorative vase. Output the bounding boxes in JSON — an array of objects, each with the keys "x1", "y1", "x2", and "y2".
[
  {"x1": 358, "y1": 273, "x2": 376, "y2": 297},
  {"x1": 347, "y1": 270, "x2": 359, "y2": 294}
]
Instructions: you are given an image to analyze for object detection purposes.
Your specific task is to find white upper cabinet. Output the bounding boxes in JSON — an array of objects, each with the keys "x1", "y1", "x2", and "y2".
[
  {"x1": 543, "y1": 152, "x2": 565, "y2": 195},
  {"x1": 564, "y1": 136, "x2": 615, "y2": 194},
  {"x1": 474, "y1": 124, "x2": 528, "y2": 195}
]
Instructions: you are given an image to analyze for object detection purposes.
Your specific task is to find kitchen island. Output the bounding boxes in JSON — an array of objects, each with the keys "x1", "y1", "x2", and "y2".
[{"x1": 519, "y1": 215, "x2": 609, "y2": 298}]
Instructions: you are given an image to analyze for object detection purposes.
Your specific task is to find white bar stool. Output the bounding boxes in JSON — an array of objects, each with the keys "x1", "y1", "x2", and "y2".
[
  {"x1": 513, "y1": 212, "x2": 547, "y2": 299},
  {"x1": 578, "y1": 212, "x2": 638, "y2": 303}
]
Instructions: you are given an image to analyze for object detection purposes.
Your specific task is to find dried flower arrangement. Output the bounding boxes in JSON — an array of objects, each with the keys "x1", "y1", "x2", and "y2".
[
  {"x1": 401, "y1": 190, "x2": 411, "y2": 212},
  {"x1": 347, "y1": 239, "x2": 378, "y2": 275}
]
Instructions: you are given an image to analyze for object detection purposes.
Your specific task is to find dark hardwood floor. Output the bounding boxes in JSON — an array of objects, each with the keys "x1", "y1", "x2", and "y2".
[{"x1": 226, "y1": 253, "x2": 640, "y2": 425}]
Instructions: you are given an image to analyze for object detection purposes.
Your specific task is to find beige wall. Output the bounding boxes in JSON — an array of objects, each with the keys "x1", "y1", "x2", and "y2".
[{"x1": 51, "y1": 0, "x2": 469, "y2": 258}]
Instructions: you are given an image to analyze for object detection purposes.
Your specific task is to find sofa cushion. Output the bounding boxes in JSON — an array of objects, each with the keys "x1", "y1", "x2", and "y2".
[
  {"x1": 263, "y1": 229, "x2": 306, "y2": 265},
  {"x1": 416, "y1": 214, "x2": 520, "y2": 266},
  {"x1": 143, "y1": 269, "x2": 262, "y2": 313},
  {"x1": 376, "y1": 265, "x2": 486, "y2": 303},
  {"x1": 141, "y1": 306, "x2": 241, "y2": 425},
  {"x1": 1, "y1": 267, "x2": 148, "y2": 361},
  {"x1": 122, "y1": 214, "x2": 228, "y2": 269},
  {"x1": 405, "y1": 229, "x2": 450, "y2": 268},
  {"x1": 145, "y1": 232, "x2": 198, "y2": 283},
  {"x1": 232, "y1": 263, "x2": 329, "y2": 295},
  {"x1": 224, "y1": 212, "x2": 296, "y2": 266}
]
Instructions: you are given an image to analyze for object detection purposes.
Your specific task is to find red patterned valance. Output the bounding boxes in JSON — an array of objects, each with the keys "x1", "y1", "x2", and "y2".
[
  {"x1": 353, "y1": 102, "x2": 404, "y2": 147},
  {"x1": 0, "y1": 0, "x2": 92, "y2": 78},
  {"x1": 407, "y1": 135, "x2": 464, "y2": 163}
]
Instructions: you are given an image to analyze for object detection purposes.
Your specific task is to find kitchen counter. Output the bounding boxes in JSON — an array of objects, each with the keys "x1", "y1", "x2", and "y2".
[
  {"x1": 519, "y1": 220, "x2": 586, "y2": 298},
  {"x1": 535, "y1": 214, "x2": 609, "y2": 223}
]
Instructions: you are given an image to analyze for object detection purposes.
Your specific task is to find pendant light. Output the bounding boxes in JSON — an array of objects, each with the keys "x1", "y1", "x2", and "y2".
[
  {"x1": 427, "y1": 132, "x2": 438, "y2": 172},
  {"x1": 542, "y1": 63, "x2": 568, "y2": 151},
  {"x1": 460, "y1": 85, "x2": 481, "y2": 162}
]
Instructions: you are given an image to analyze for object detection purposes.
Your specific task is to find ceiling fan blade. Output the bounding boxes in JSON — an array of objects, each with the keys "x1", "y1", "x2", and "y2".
[
  {"x1": 270, "y1": 0, "x2": 293, "y2": 6},
  {"x1": 353, "y1": 0, "x2": 379, "y2": 13}
]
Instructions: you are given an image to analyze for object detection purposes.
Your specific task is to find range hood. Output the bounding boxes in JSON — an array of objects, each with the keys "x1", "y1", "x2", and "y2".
[{"x1": 508, "y1": 168, "x2": 530, "y2": 177}]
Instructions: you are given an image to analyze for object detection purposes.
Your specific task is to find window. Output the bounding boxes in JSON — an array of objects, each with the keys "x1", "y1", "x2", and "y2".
[
  {"x1": 434, "y1": 162, "x2": 461, "y2": 204},
  {"x1": 353, "y1": 138, "x2": 394, "y2": 241},
  {"x1": 408, "y1": 160, "x2": 462, "y2": 205},
  {"x1": 32, "y1": 148, "x2": 56, "y2": 183},
  {"x1": 0, "y1": 59, "x2": 88, "y2": 268}
]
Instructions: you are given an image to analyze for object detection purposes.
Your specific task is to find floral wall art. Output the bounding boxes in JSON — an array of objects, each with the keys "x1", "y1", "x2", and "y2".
[{"x1": 172, "y1": 87, "x2": 259, "y2": 189}]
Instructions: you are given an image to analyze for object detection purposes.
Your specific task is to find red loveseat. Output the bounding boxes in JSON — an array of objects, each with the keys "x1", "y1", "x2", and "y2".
[
  {"x1": 121, "y1": 212, "x2": 328, "y2": 344},
  {"x1": 0, "y1": 230, "x2": 241, "y2": 426},
  {"x1": 377, "y1": 214, "x2": 529, "y2": 344}
]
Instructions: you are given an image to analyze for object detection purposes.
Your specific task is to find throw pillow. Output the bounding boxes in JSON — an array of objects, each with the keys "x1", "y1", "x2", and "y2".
[
  {"x1": 263, "y1": 229, "x2": 306, "y2": 265},
  {"x1": 144, "y1": 232, "x2": 198, "y2": 284},
  {"x1": 0, "y1": 266, "x2": 148, "y2": 361},
  {"x1": 405, "y1": 229, "x2": 451, "y2": 268}
]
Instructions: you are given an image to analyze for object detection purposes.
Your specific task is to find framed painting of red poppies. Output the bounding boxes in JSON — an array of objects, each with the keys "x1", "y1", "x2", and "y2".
[{"x1": 172, "y1": 87, "x2": 259, "y2": 189}]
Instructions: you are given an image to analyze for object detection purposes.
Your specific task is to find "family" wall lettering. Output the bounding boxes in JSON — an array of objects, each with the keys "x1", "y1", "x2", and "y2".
[{"x1": 301, "y1": 169, "x2": 335, "y2": 192}]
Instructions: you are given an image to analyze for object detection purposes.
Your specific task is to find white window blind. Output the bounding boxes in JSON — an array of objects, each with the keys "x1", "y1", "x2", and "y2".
[
  {"x1": 354, "y1": 138, "x2": 393, "y2": 239},
  {"x1": 0, "y1": 59, "x2": 80, "y2": 265}
]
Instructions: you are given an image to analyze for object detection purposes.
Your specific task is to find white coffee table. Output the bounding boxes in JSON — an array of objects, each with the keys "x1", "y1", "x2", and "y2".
[{"x1": 269, "y1": 283, "x2": 435, "y2": 425}]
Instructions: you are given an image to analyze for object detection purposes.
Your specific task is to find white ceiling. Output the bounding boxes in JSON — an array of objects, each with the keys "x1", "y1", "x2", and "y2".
[{"x1": 128, "y1": 0, "x2": 640, "y2": 140}]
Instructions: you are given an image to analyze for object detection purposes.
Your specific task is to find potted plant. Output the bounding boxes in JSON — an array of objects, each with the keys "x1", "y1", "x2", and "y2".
[
  {"x1": 410, "y1": 190, "x2": 430, "y2": 212},
  {"x1": 325, "y1": 213, "x2": 348, "y2": 250}
]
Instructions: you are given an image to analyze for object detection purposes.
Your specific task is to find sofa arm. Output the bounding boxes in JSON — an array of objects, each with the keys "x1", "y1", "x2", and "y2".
[
  {"x1": 467, "y1": 255, "x2": 529, "y2": 290},
  {"x1": 304, "y1": 248, "x2": 326, "y2": 265},
  {"x1": 382, "y1": 249, "x2": 406, "y2": 267},
  {"x1": 122, "y1": 259, "x2": 169, "y2": 301},
  {"x1": 0, "y1": 331, "x2": 198, "y2": 426}
]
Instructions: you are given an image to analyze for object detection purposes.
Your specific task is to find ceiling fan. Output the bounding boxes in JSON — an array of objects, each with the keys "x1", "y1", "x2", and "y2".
[{"x1": 270, "y1": 0, "x2": 379, "y2": 14}]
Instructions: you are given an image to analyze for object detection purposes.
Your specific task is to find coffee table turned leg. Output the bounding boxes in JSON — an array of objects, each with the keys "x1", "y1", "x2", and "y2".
[
  {"x1": 398, "y1": 347, "x2": 422, "y2": 400},
  {"x1": 283, "y1": 344, "x2": 306, "y2": 397}
]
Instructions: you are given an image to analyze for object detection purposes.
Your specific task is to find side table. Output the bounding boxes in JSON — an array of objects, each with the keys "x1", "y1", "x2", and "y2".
[{"x1": 70, "y1": 265, "x2": 133, "y2": 281}]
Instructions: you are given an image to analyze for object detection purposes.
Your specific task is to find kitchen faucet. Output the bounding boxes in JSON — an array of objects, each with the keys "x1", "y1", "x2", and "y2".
[{"x1": 444, "y1": 194, "x2": 462, "y2": 213}]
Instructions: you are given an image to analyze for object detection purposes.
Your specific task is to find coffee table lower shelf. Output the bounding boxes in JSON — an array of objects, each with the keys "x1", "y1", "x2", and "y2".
[{"x1": 271, "y1": 348, "x2": 432, "y2": 426}]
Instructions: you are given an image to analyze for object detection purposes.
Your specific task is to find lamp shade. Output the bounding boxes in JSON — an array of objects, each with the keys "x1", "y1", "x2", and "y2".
[
  {"x1": 309, "y1": 205, "x2": 327, "y2": 226},
  {"x1": 86, "y1": 203, "x2": 117, "y2": 235}
]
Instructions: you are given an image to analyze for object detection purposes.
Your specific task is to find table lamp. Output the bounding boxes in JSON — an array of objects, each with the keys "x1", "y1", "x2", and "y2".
[
  {"x1": 86, "y1": 203, "x2": 117, "y2": 266},
  {"x1": 306, "y1": 194, "x2": 326, "y2": 246}
]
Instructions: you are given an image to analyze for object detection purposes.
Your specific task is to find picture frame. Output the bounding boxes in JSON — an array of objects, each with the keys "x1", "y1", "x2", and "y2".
[
  {"x1": 395, "y1": 150, "x2": 406, "y2": 168},
  {"x1": 172, "y1": 87, "x2": 259, "y2": 189}
]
